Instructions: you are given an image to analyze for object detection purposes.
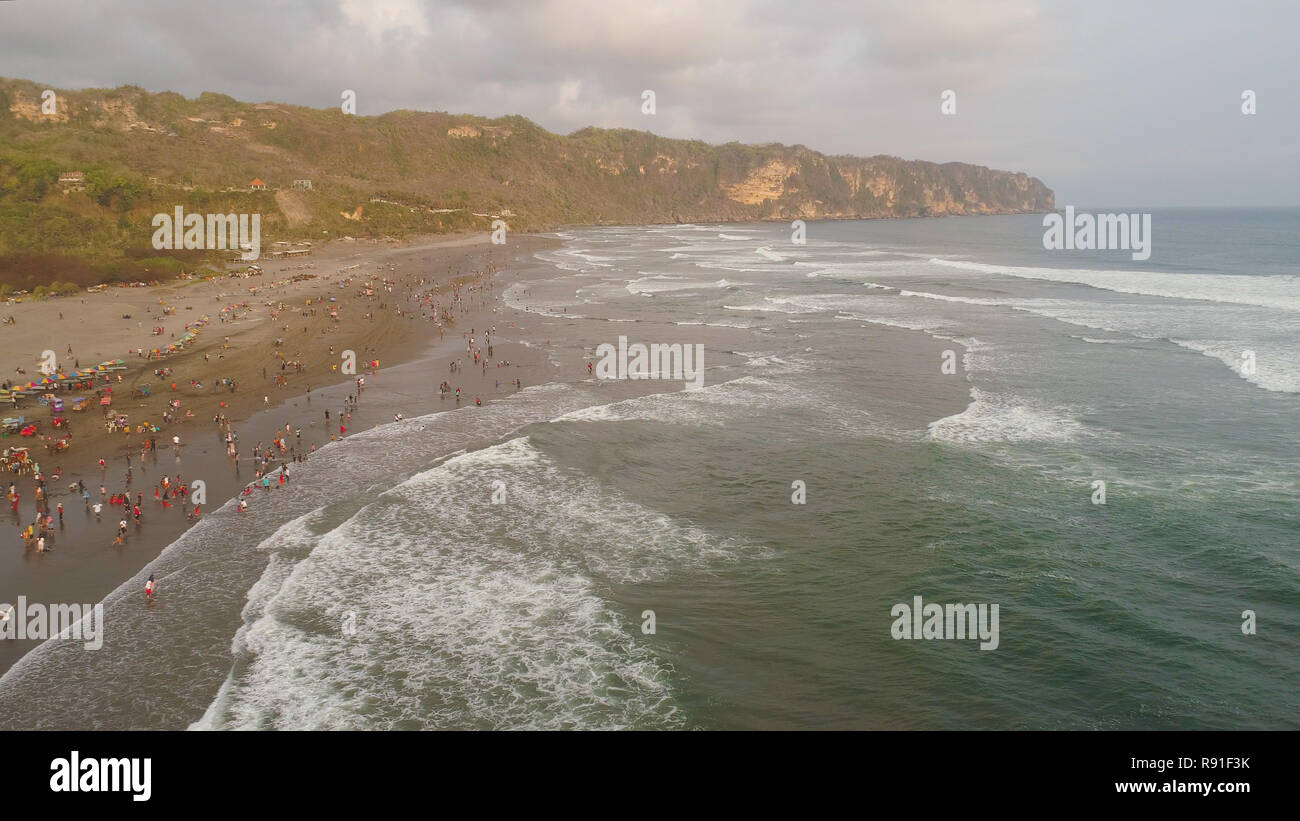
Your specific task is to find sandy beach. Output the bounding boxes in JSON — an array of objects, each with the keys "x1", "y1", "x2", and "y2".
[
  {"x1": 0, "y1": 221, "x2": 978, "y2": 720},
  {"x1": 0, "y1": 232, "x2": 563, "y2": 676},
  {"x1": 1, "y1": 232, "x2": 552, "y2": 476}
]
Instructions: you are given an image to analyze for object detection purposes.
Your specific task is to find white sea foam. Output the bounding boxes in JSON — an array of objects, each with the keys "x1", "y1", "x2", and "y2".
[
  {"x1": 928, "y1": 258, "x2": 1300, "y2": 312},
  {"x1": 928, "y1": 388, "x2": 1089, "y2": 445},
  {"x1": 724, "y1": 298, "x2": 822, "y2": 315},
  {"x1": 1168, "y1": 338, "x2": 1300, "y2": 393},
  {"x1": 625, "y1": 274, "x2": 693, "y2": 296},
  {"x1": 1075, "y1": 336, "x2": 1131, "y2": 345},
  {"x1": 554, "y1": 376, "x2": 797, "y2": 427},
  {"x1": 624, "y1": 274, "x2": 739, "y2": 296},
  {"x1": 970, "y1": 295, "x2": 1300, "y2": 394},
  {"x1": 195, "y1": 437, "x2": 764, "y2": 730},
  {"x1": 734, "y1": 351, "x2": 814, "y2": 372},
  {"x1": 674, "y1": 318, "x2": 761, "y2": 329}
]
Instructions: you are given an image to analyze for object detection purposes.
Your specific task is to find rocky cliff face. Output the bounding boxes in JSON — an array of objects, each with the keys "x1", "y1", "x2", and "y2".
[
  {"x1": 713, "y1": 148, "x2": 1053, "y2": 220},
  {"x1": 0, "y1": 78, "x2": 1054, "y2": 262}
]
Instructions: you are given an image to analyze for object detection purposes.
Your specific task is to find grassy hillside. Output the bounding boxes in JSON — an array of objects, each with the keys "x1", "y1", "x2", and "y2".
[{"x1": 0, "y1": 78, "x2": 1054, "y2": 289}]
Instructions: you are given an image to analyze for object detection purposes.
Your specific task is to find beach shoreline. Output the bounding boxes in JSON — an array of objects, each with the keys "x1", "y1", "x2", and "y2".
[
  {"x1": 0, "y1": 224, "x2": 975, "y2": 725},
  {"x1": 0, "y1": 231, "x2": 562, "y2": 677}
]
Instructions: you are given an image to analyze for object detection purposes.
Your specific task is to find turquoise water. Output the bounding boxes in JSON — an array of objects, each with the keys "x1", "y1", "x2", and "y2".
[
  {"x1": 4, "y1": 211, "x2": 1296, "y2": 729},
  {"x1": 522, "y1": 213, "x2": 1299, "y2": 728}
]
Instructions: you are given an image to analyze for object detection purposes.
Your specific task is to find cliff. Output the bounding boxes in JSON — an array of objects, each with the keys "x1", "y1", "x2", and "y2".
[{"x1": 0, "y1": 78, "x2": 1053, "y2": 287}]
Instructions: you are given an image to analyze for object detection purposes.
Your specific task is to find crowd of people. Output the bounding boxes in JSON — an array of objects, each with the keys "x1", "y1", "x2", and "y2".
[{"x1": 7, "y1": 255, "x2": 530, "y2": 606}]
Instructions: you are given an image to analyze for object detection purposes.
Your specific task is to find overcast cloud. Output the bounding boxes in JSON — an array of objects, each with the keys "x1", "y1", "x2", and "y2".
[{"x1": 1, "y1": 0, "x2": 1296, "y2": 206}]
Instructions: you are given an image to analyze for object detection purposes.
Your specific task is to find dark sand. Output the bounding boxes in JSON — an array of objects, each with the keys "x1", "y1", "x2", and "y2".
[{"x1": 0, "y1": 233, "x2": 560, "y2": 676}]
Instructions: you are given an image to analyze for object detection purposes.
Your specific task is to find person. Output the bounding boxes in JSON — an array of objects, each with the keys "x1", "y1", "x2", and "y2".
[
  {"x1": 145, "y1": 574, "x2": 155, "y2": 598},
  {"x1": 57, "y1": 502, "x2": 63, "y2": 524},
  {"x1": 238, "y1": 498, "x2": 248, "y2": 513},
  {"x1": 92, "y1": 502, "x2": 102, "y2": 520}
]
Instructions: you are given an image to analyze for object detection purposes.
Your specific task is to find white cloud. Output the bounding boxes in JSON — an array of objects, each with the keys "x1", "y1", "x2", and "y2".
[
  {"x1": 0, "y1": 0, "x2": 1296, "y2": 204},
  {"x1": 339, "y1": 0, "x2": 431, "y2": 40}
]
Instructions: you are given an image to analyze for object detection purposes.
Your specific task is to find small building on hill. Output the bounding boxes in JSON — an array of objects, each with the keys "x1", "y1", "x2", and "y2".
[
  {"x1": 293, "y1": 179, "x2": 313, "y2": 190},
  {"x1": 58, "y1": 171, "x2": 86, "y2": 191},
  {"x1": 250, "y1": 178, "x2": 267, "y2": 191}
]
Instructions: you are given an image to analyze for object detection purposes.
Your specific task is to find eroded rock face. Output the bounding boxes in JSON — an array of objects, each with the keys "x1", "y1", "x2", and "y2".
[
  {"x1": 0, "y1": 78, "x2": 1054, "y2": 249},
  {"x1": 448, "y1": 124, "x2": 513, "y2": 141},
  {"x1": 7, "y1": 89, "x2": 71, "y2": 123},
  {"x1": 725, "y1": 159, "x2": 797, "y2": 205},
  {"x1": 720, "y1": 150, "x2": 1053, "y2": 219}
]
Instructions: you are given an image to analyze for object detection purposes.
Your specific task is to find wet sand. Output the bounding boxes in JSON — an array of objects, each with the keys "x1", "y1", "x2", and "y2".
[
  {"x1": 0, "y1": 233, "x2": 560, "y2": 676},
  {"x1": 0, "y1": 232, "x2": 977, "y2": 732}
]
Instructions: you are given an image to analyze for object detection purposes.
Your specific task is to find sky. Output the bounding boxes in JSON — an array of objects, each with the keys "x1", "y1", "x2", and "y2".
[{"x1": 1, "y1": 0, "x2": 1296, "y2": 206}]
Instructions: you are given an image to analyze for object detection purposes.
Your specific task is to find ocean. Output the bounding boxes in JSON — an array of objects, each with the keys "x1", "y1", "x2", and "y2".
[{"x1": 2, "y1": 210, "x2": 1296, "y2": 729}]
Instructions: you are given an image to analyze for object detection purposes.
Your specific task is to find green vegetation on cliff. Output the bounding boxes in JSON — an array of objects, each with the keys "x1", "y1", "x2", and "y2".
[{"x1": 0, "y1": 78, "x2": 1053, "y2": 289}]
